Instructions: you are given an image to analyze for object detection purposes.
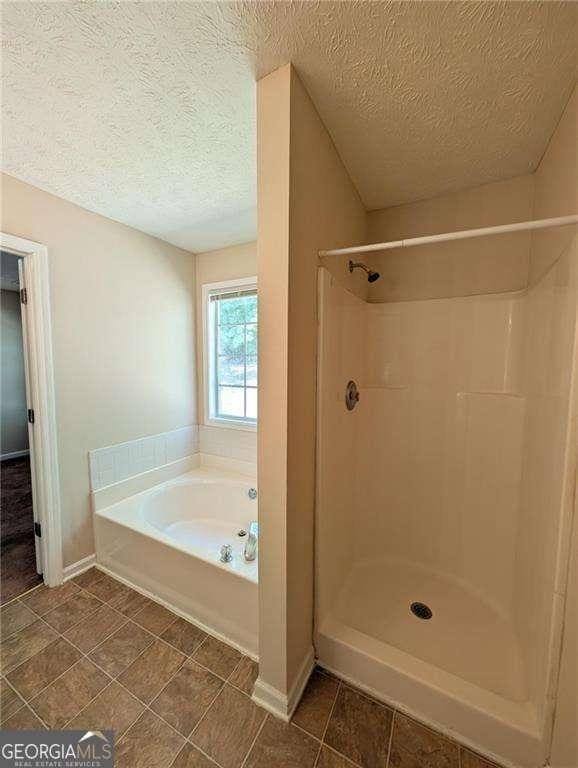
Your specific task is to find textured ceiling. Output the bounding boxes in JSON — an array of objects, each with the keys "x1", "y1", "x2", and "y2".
[{"x1": 1, "y1": 2, "x2": 576, "y2": 252}]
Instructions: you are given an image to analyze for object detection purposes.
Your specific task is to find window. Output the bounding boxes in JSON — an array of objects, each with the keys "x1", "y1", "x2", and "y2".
[{"x1": 205, "y1": 278, "x2": 257, "y2": 427}]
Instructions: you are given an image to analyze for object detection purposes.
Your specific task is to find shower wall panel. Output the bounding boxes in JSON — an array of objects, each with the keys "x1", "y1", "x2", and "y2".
[
  {"x1": 513, "y1": 239, "x2": 577, "y2": 717},
  {"x1": 355, "y1": 292, "x2": 526, "y2": 615}
]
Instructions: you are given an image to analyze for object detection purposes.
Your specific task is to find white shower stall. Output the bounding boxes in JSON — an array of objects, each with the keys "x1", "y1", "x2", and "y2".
[{"x1": 315, "y1": 218, "x2": 577, "y2": 766}]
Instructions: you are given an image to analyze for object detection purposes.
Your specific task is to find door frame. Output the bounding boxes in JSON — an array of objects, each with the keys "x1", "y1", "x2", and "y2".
[{"x1": 1, "y1": 231, "x2": 63, "y2": 586}]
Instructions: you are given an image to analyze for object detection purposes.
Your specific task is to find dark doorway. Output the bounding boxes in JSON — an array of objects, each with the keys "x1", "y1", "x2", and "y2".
[
  {"x1": 1, "y1": 251, "x2": 42, "y2": 603},
  {"x1": 1, "y1": 455, "x2": 41, "y2": 602}
]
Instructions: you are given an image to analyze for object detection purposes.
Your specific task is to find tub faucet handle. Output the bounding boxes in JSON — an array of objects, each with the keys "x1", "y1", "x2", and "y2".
[
  {"x1": 220, "y1": 544, "x2": 233, "y2": 563},
  {"x1": 244, "y1": 521, "x2": 258, "y2": 562}
]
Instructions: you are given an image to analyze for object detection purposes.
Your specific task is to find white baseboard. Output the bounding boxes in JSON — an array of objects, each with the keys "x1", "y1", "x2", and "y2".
[
  {"x1": 62, "y1": 553, "x2": 96, "y2": 581},
  {"x1": 1, "y1": 449, "x2": 30, "y2": 461},
  {"x1": 252, "y1": 645, "x2": 315, "y2": 721}
]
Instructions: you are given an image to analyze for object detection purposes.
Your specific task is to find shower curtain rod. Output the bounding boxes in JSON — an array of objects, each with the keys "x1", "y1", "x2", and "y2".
[{"x1": 318, "y1": 214, "x2": 578, "y2": 258}]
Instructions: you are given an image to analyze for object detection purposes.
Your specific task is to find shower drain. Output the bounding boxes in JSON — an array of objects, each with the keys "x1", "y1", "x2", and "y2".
[{"x1": 410, "y1": 602, "x2": 433, "y2": 620}]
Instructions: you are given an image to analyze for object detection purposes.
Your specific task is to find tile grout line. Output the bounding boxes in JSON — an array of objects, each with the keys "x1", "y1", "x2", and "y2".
[
  {"x1": 0, "y1": 581, "x2": 45, "y2": 609},
  {"x1": 385, "y1": 709, "x2": 396, "y2": 768},
  {"x1": 4, "y1": 571, "x2": 498, "y2": 767},
  {"x1": 8, "y1": 585, "x2": 169, "y2": 732},
  {"x1": 314, "y1": 679, "x2": 347, "y2": 767},
  {"x1": 312, "y1": 740, "x2": 323, "y2": 768},
  {"x1": 167, "y1": 744, "x2": 218, "y2": 768},
  {"x1": 2, "y1": 588, "x2": 112, "y2": 675},
  {"x1": 239, "y1": 711, "x2": 268, "y2": 768},
  {"x1": 1, "y1": 584, "x2": 93, "y2": 644},
  {"x1": 29, "y1": 588, "x2": 237, "y2": 756},
  {"x1": 1, "y1": 615, "x2": 70, "y2": 677},
  {"x1": 318, "y1": 743, "x2": 363, "y2": 768},
  {"x1": 11, "y1": 593, "x2": 362, "y2": 764},
  {"x1": 4, "y1": 573, "x2": 244, "y2": 754},
  {"x1": 1, "y1": 673, "x2": 47, "y2": 729},
  {"x1": 187, "y1": 676, "x2": 229, "y2": 743},
  {"x1": 22, "y1": 656, "x2": 94, "y2": 719},
  {"x1": 321, "y1": 679, "x2": 342, "y2": 743},
  {"x1": 292, "y1": 719, "x2": 322, "y2": 744}
]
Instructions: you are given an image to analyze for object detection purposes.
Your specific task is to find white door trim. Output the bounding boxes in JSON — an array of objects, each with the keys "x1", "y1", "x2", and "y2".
[{"x1": 1, "y1": 231, "x2": 63, "y2": 585}]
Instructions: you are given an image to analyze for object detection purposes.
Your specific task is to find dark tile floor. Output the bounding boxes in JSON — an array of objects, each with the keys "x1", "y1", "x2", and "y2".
[
  {"x1": 0, "y1": 568, "x2": 503, "y2": 768},
  {"x1": 0, "y1": 456, "x2": 42, "y2": 603}
]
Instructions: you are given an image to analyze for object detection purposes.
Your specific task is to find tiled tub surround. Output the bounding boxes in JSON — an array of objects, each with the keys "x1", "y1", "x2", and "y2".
[
  {"x1": 1, "y1": 571, "x2": 504, "y2": 768},
  {"x1": 316, "y1": 250, "x2": 577, "y2": 768},
  {"x1": 199, "y1": 425, "x2": 257, "y2": 465},
  {"x1": 89, "y1": 426, "x2": 199, "y2": 492},
  {"x1": 88, "y1": 425, "x2": 257, "y2": 494},
  {"x1": 94, "y1": 463, "x2": 258, "y2": 655}
]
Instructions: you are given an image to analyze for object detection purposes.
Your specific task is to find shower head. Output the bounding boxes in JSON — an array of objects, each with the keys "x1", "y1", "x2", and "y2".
[{"x1": 348, "y1": 260, "x2": 381, "y2": 283}]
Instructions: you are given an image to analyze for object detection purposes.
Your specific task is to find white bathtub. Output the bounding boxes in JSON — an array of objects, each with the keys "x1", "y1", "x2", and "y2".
[{"x1": 94, "y1": 464, "x2": 259, "y2": 655}]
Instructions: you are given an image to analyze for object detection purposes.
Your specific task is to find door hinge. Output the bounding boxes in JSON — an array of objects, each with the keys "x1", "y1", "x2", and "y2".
[
  {"x1": 20, "y1": 287, "x2": 28, "y2": 304},
  {"x1": 34, "y1": 522, "x2": 42, "y2": 538},
  {"x1": 28, "y1": 408, "x2": 35, "y2": 424}
]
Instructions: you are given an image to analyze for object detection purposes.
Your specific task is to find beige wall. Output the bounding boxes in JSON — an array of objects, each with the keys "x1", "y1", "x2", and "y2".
[
  {"x1": 366, "y1": 174, "x2": 534, "y2": 302},
  {"x1": 1, "y1": 287, "x2": 29, "y2": 456},
  {"x1": 1, "y1": 173, "x2": 196, "y2": 567},
  {"x1": 257, "y1": 63, "x2": 367, "y2": 701},
  {"x1": 257, "y1": 64, "x2": 291, "y2": 695},
  {"x1": 194, "y1": 241, "x2": 257, "y2": 425}
]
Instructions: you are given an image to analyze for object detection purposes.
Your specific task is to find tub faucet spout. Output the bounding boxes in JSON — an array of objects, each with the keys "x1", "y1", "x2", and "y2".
[{"x1": 244, "y1": 521, "x2": 258, "y2": 562}]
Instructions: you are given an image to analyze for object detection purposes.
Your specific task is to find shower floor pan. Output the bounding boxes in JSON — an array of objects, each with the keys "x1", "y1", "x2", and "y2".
[{"x1": 316, "y1": 559, "x2": 542, "y2": 767}]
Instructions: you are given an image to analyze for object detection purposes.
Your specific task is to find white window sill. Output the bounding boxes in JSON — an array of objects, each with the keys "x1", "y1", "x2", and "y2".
[{"x1": 205, "y1": 417, "x2": 257, "y2": 433}]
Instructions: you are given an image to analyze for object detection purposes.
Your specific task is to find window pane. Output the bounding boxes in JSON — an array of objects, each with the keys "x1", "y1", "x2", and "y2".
[
  {"x1": 245, "y1": 295, "x2": 258, "y2": 323},
  {"x1": 218, "y1": 386, "x2": 244, "y2": 418},
  {"x1": 218, "y1": 325, "x2": 245, "y2": 357},
  {"x1": 246, "y1": 388, "x2": 257, "y2": 420},
  {"x1": 246, "y1": 324, "x2": 257, "y2": 356},
  {"x1": 218, "y1": 297, "x2": 246, "y2": 325},
  {"x1": 218, "y1": 356, "x2": 245, "y2": 386},
  {"x1": 246, "y1": 356, "x2": 257, "y2": 386},
  {"x1": 208, "y1": 286, "x2": 258, "y2": 425}
]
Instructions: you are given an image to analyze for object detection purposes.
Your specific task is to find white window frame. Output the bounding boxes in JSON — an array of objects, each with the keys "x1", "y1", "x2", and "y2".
[{"x1": 202, "y1": 276, "x2": 258, "y2": 432}]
